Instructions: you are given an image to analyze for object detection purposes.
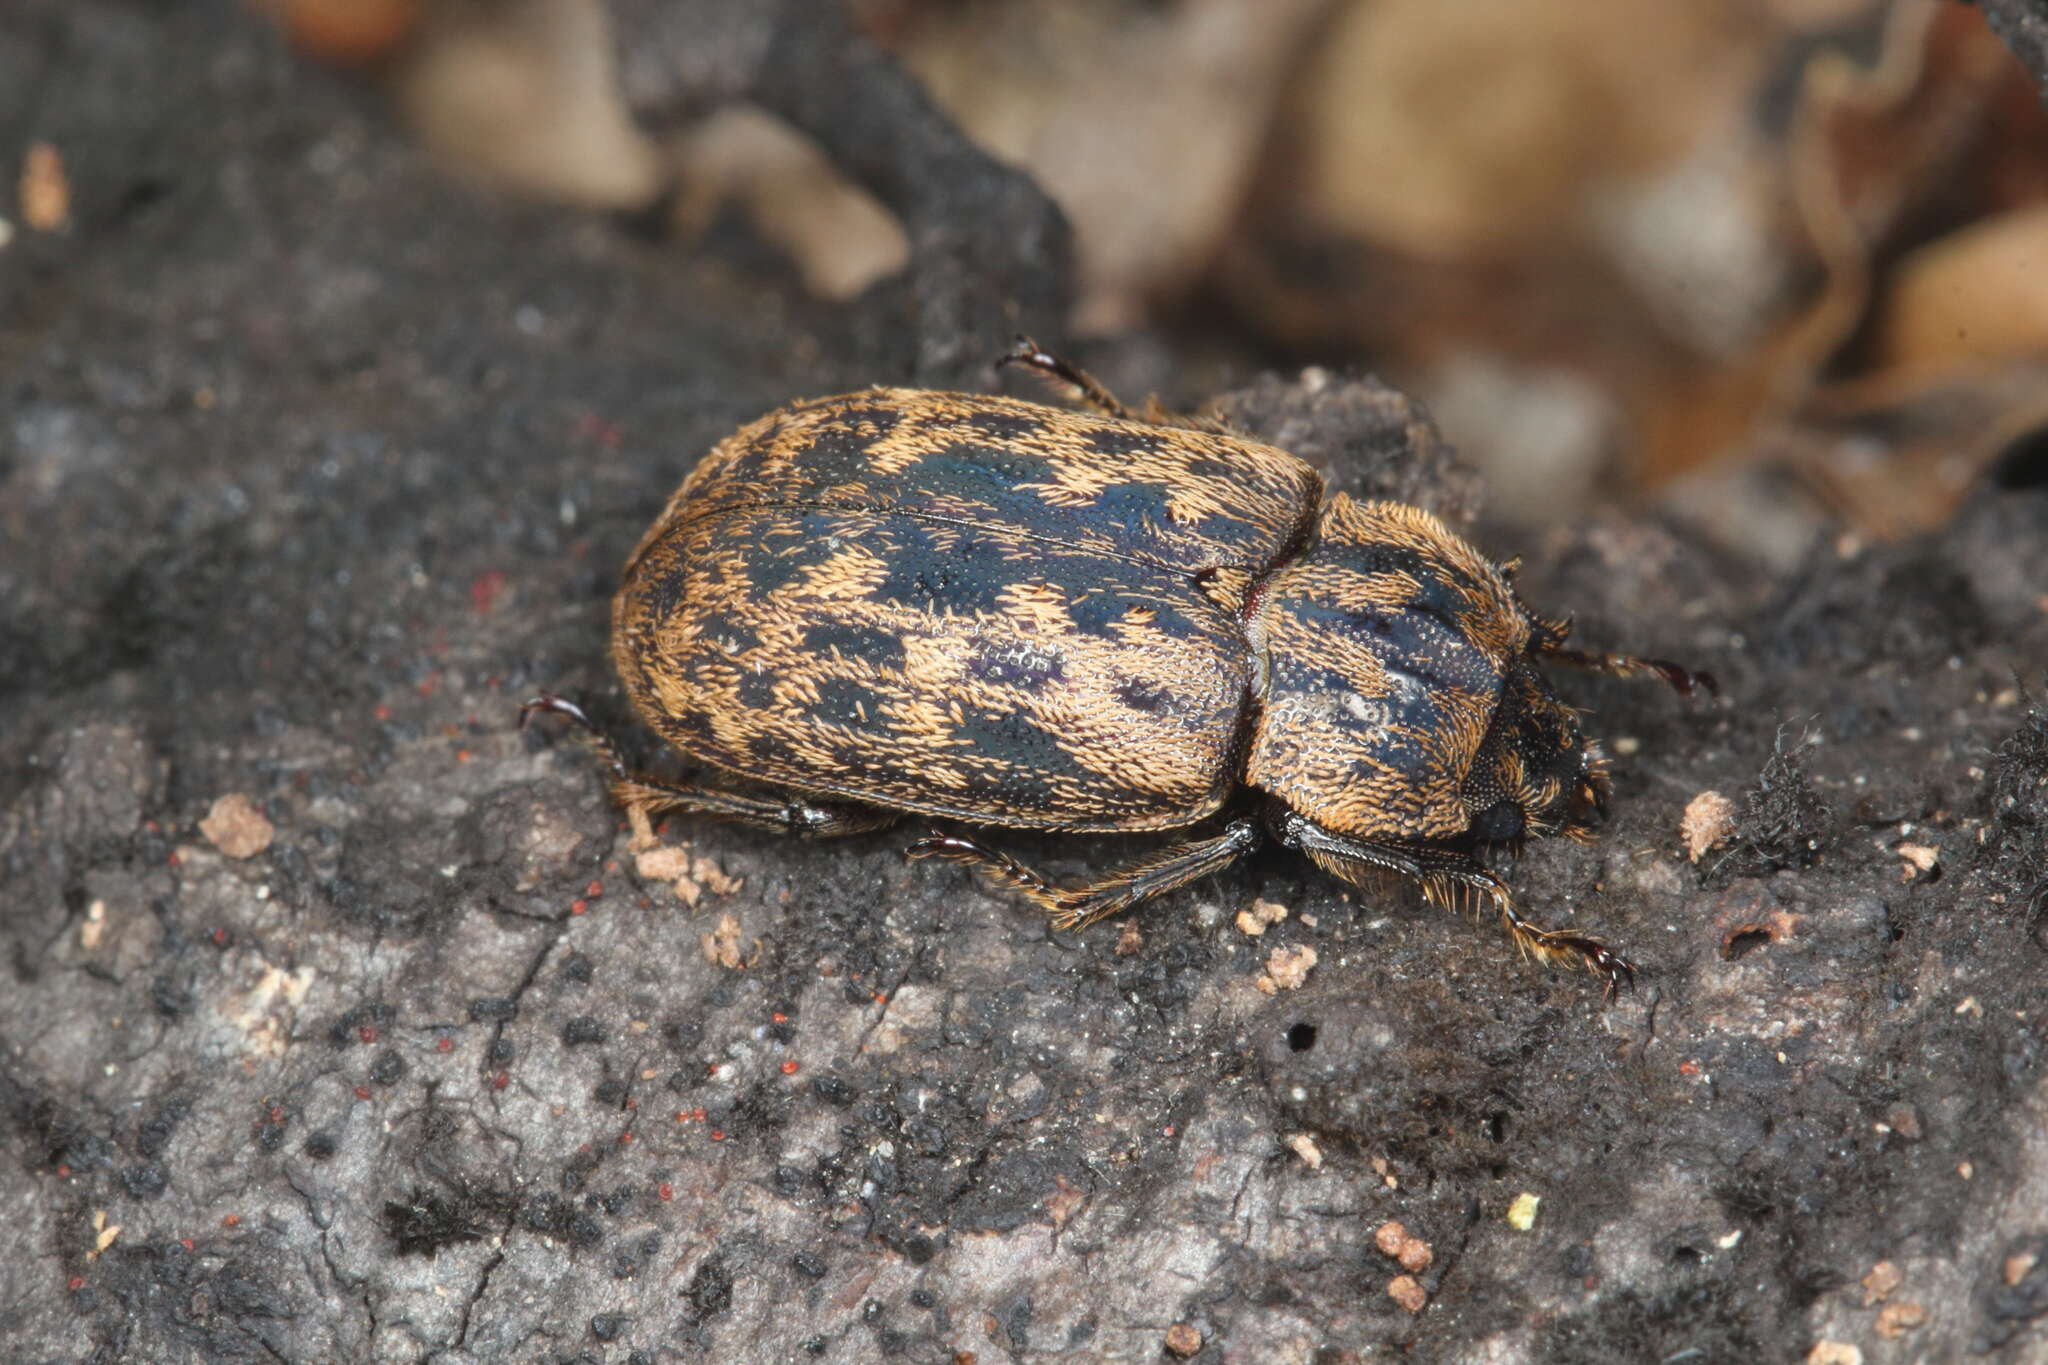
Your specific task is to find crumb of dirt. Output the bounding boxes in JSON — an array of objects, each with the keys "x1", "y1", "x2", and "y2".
[
  {"x1": 1286, "y1": 1133, "x2": 1323, "y2": 1169},
  {"x1": 699, "y1": 913, "x2": 755, "y2": 969},
  {"x1": 1164, "y1": 1323, "x2": 1203, "y2": 1357},
  {"x1": 1895, "y1": 842, "x2": 1940, "y2": 880},
  {"x1": 1236, "y1": 897, "x2": 1289, "y2": 936},
  {"x1": 635, "y1": 844, "x2": 692, "y2": 883},
  {"x1": 1882, "y1": 1103, "x2": 1923, "y2": 1140},
  {"x1": 1681, "y1": 791, "x2": 1737, "y2": 862},
  {"x1": 200, "y1": 793, "x2": 274, "y2": 859},
  {"x1": 1875, "y1": 1301, "x2": 1927, "y2": 1338},
  {"x1": 1507, "y1": 1192, "x2": 1541, "y2": 1230},
  {"x1": 1805, "y1": 1344, "x2": 1862, "y2": 1365},
  {"x1": 1981, "y1": 1235, "x2": 2048, "y2": 1349},
  {"x1": 637, "y1": 843, "x2": 744, "y2": 907},
  {"x1": 1374, "y1": 1221, "x2": 1432, "y2": 1271},
  {"x1": 87, "y1": 1210, "x2": 120, "y2": 1261},
  {"x1": 1114, "y1": 920, "x2": 1143, "y2": 955},
  {"x1": 1255, "y1": 943, "x2": 1317, "y2": 993},
  {"x1": 78, "y1": 900, "x2": 105, "y2": 951},
  {"x1": 1862, "y1": 1260, "x2": 1902, "y2": 1304},
  {"x1": 21, "y1": 141, "x2": 70, "y2": 231},
  {"x1": 1387, "y1": 1275, "x2": 1426, "y2": 1313}
]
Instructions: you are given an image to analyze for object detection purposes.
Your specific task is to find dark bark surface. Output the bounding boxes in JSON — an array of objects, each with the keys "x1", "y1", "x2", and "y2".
[
  {"x1": 1981, "y1": 0, "x2": 2048, "y2": 100},
  {"x1": 4, "y1": 5, "x2": 2048, "y2": 1363}
]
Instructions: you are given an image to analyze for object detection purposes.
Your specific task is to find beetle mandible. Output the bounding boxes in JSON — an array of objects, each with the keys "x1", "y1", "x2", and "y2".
[{"x1": 527, "y1": 339, "x2": 1712, "y2": 996}]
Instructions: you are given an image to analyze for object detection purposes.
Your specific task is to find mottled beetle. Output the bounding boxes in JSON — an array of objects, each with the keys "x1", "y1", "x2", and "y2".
[{"x1": 528, "y1": 341, "x2": 1711, "y2": 995}]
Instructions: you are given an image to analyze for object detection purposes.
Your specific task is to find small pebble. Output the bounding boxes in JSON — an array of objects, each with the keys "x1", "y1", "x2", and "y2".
[
  {"x1": 200, "y1": 793, "x2": 274, "y2": 859},
  {"x1": 1680, "y1": 791, "x2": 1735, "y2": 862},
  {"x1": 1255, "y1": 944, "x2": 1317, "y2": 994}
]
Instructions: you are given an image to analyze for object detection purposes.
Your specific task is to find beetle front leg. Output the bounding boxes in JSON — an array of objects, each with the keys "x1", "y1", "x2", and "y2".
[
  {"x1": 521, "y1": 693, "x2": 897, "y2": 838},
  {"x1": 1268, "y1": 809, "x2": 1634, "y2": 998},
  {"x1": 907, "y1": 817, "x2": 1262, "y2": 930}
]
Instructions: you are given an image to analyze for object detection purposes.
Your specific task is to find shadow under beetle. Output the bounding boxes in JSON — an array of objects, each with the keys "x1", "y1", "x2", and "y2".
[{"x1": 527, "y1": 340, "x2": 1712, "y2": 998}]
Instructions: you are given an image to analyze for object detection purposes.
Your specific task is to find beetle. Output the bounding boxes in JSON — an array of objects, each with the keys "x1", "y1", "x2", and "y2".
[{"x1": 527, "y1": 339, "x2": 1711, "y2": 996}]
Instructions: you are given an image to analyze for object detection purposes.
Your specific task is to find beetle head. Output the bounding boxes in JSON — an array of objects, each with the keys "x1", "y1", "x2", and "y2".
[{"x1": 1459, "y1": 657, "x2": 1607, "y2": 850}]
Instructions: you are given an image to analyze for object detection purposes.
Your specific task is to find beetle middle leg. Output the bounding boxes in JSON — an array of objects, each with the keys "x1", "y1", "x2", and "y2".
[
  {"x1": 1268, "y1": 808, "x2": 1635, "y2": 998},
  {"x1": 521, "y1": 693, "x2": 897, "y2": 837},
  {"x1": 998, "y1": 334, "x2": 1229, "y2": 434},
  {"x1": 907, "y1": 817, "x2": 1262, "y2": 930},
  {"x1": 998, "y1": 335, "x2": 1133, "y2": 421}
]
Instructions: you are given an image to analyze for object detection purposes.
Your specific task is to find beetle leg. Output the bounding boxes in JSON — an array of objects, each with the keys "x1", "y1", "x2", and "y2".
[
  {"x1": 1539, "y1": 645, "x2": 1718, "y2": 699},
  {"x1": 998, "y1": 334, "x2": 1234, "y2": 434},
  {"x1": 613, "y1": 776, "x2": 901, "y2": 837},
  {"x1": 521, "y1": 692, "x2": 632, "y2": 778},
  {"x1": 1268, "y1": 809, "x2": 1635, "y2": 998},
  {"x1": 907, "y1": 818, "x2": 1262, "y2": 930},
  {"x1": 521, "y1": 694, "x2": 896, "y2": 837},
  {"x1": 1480, "y1": 891, "x2": 1636, "y2": 1002},
  {"x1": 997, "y1": 335, "x2": 1132, "y2": 421}
]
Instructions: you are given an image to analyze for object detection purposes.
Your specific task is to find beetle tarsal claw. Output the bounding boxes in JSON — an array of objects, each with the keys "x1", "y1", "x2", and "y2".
[
  {"x1": 905, "y1": 833, "x2": 1055, "y2": 898},
  {"x1": 519, "y1": 691, "x2": 594, "y2": 734},
  {"x1": 999, "y1": 334, "x2": 1052, "y2": 370},
  {"x1": 1499, "y1": 914, "x2": 1637, "y2": 1000},
  {"x1": 904, "y1": 840, "x2": 1123, "y2": 929},
  {"x1": 521, "y1": 692, "x2": 631, "y2": 779}
]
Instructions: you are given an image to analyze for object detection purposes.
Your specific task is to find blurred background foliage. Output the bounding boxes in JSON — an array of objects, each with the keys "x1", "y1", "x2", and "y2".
[{"x1": 252, "y1": 0, "x2": 2048, "y2": 565}]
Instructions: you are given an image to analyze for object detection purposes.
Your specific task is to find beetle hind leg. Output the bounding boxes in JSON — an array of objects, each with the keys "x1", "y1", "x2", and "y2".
[
  {"x1": 613, "y1": 775, "x2": 900, "y2": 838},
  {"x1": 521, "y1": 692, "x2": 633, "y2": 777},
  {"x1": 907, "y1": 819, "x2": 1261, "y2": 930},
  {"x1": 521, "y1": 693, "x2": 896, "y2": 838}
]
